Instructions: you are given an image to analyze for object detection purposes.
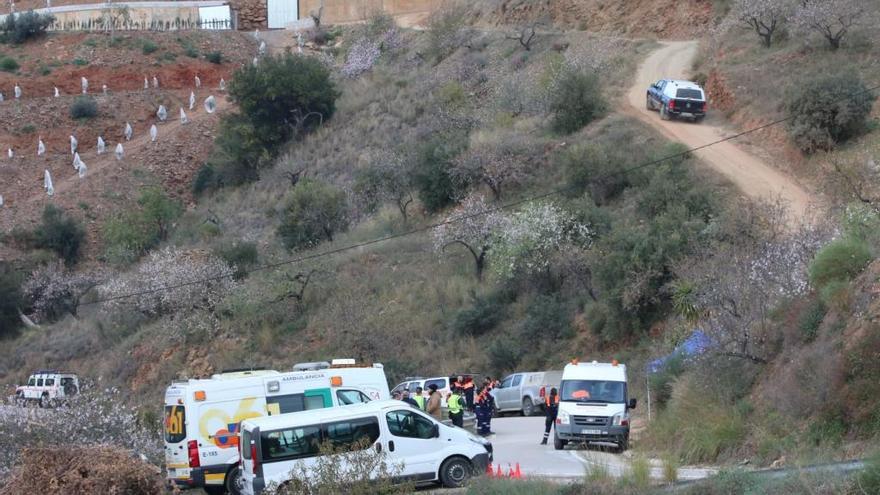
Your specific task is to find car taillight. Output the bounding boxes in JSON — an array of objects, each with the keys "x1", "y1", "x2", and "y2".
[
  {"x1": 620, "y1": 418, "x2": 629, "y2": 427},
  {"x1": 668, "y1": 99, "x2": 675, "y2": 110},
  {"x1": 702, "y1": 102, "x2": 707, "y2": 112},
  {"x1": 187, "y1": 440, "x2": 200, "y2": 468},
  {"x1": 250, "y1": 443, "x2": 259, "y2": 474}
]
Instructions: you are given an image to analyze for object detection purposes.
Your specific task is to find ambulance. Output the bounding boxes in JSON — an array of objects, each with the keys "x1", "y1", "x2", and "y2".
[
  {"x1": 553, "y1": 359, "x2": 637, "y2": 452},
  {"x1": 163, "y1": 359, "x2": 390, "y2": 494}
]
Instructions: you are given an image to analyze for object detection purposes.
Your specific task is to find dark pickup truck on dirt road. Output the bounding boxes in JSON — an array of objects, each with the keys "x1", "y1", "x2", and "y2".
[{"x1": 646, "y1": 79, "x2": 707, "y2": 122}]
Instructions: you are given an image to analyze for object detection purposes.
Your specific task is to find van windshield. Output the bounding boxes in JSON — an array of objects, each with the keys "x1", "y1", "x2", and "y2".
[
  {"x1": 560, "y1": 380, "x2": 625, "y2": 403},
  {"x1": 164, "y1": 405, "x2": 186, "y2": 443}
]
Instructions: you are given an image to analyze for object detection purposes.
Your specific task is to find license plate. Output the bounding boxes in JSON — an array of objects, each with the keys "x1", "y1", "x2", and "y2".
[
  {"x1": 581, "y1": 429, "x2": 602, "y2": 435},
  {"x1": 168, "y1": 468, "x2": 191, "y2": 479}
]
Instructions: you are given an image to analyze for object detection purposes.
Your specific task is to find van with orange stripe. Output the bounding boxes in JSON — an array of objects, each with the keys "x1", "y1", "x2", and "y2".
[{"x1": 164, "y1": 360, "x2": 389, "y2": 494}]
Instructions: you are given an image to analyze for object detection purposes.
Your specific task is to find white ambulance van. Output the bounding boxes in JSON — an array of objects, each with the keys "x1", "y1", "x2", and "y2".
[
  {"x1": 238, "y1": 400, "x2": 493, "y2": 495},
  {"x1": 164, "y1": 360, "x2": 390, "y2": 494},
  {"x1": 553, "y1": 360, "x2": 637, "y2": 452}
]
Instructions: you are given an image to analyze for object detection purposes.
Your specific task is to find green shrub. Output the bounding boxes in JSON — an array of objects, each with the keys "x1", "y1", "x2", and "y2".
[
  {"x1": 451, "y1": 294, "x2": 506, "y2": 336},
  {"x1": 200, "y1": 116, "x2": 268, "y2": 190},
  {"x1": 466, "y1": 478, "x2": 563, "y2": 495},
  {"x1": 648, "y1": 354, "x2": 686, "y2": 408},
  {"x1": 102, "y1": 187, "x2": 182, "y2": 263},
  {"x1": 784, "y1": 74, "x2": 877, "y2": 153},
  {"x1": 69, "y1": 96, "x2": 98, "y2": 119},
  {"x1": 797, "y1": 297, "x2": 826, "y2": 341},
  {"x1": 215, "y1": 242, "x2": 259, "y2": 279},
  {"x1": 205, "y1": 51, "x2": 222, "y2": 64},
  {"x1": 72, "y1": 58, "x2": 88, "y2": 66},
  {"x1": 550, "y1": 69, "x2": 607, "y2": 134},
  {"x1": 141, "y1": 39, "x2": 158, "y2": 54},
  {"x1": 0, "y1": 11, "x2": 54, "y2": 44},
  {"x1": 0, "y1": 56, "x2": 19, "y2": 72},
  {"x1": 34, "y1": 205, "x2": 86, "y2": 265},
  {"x1": 230, "y1": 53, "x2": 337, "y2": 150},
  {"x1": 808, "y1": 238, "x2": 872, "y2": 289},
  {"x1": 411, "y1": 131, "x2": 467, "y2": 213},
  {"x1": 0, "y1": 262, "x2": 23, "y2": 337},
  {"x1": 277, "y1": 179, "x2": 349, "y2": 251},
  {"x1": 523, "y1": 295, "x2": 573, "y2": 339},
  {"x1": 184, "y1": 46, "x2": 199, "y2": 58}
]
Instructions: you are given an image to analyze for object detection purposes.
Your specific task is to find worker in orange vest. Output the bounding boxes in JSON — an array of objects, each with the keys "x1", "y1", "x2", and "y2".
[{"x1": 540, "y1": 387, "x2": 559, "y2": 445}]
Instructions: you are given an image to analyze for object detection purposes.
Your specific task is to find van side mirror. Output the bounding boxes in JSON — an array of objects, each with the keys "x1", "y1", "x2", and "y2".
[
  {"x1": 431, "y1": 424, "x2": 440, "y2": 438},
  {"x1": 628, "y1": 398, "x2": 637, "y2": 410}
]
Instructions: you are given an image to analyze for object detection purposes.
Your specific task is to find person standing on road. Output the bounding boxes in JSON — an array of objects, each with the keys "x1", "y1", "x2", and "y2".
[
  {"x1": 448, "y1": 386, "x2": 464, "y2": 427},
  {"x1": 462, "y1": 377, "x2": 475, "y2": 412},
  {"x1": 541, "y1": 387, "x2": 560, "y2": 445},
  {"x1": 413, "y1": 386, "x2": 426, "y2": 410},
  {"x1": 474, "y1": 384, "x2": 495, "y2": 436},
  {"x1": 426, "y1": 384, "x2": 443, "y2": 421},
  {"x1": 401, "y1": 390, "x2": 420, "y2": 409}
]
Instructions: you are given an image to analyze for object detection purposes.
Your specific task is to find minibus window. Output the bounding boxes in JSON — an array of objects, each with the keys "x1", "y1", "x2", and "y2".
[
  {"x1": 304, "y1": 395, "x2": 325, "y2": 410},
  {"x1": 325, "y1": 417, "x2": 380, "y2": 450},
  {"x1": 28, "y1": 377, "x2": 35, "y2": 386},
  {"x1": 164, "y1": 405, "x2": 186, "y2": 443},
  {"x1": 37, "y1": 379, "x2": 44, "y2": 386},
  {"x1": 336, "y1": 389, "x2": 370, "y2": 405},
  {"x1": 267, "y1": 394, "x2": 305, "y2": 415},
  {"x1": 261, "y1": 425, "x2": 321, "y2": 462},
  {"x1": 45, "y1": 379, "x2": 55, "y2": 386},
  {"x1": 386, "y1": 410, "x2": 435, "y2": 439}
]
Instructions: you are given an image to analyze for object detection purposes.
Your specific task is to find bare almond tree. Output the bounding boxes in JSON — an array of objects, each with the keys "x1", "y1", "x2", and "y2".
[
  {"x1": 451, "y1": 134, "x2": 533, "y2": 201},
  {"x1": 793, "y1": 0, "x2": 867, "y2": 50},
  {"x1": 432, "y1": 194, "x2": 504, "y2": 281},
  {"x1": 732, "y1": 0, "x2": 792, "y2": 47},
  {"x1": 507, "y1": 22, "x2": 538, "y2": 51}
]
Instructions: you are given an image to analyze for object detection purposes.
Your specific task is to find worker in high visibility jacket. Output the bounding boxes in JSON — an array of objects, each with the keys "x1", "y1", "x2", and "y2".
[
  {"x1": 474, "y1": 384, "x2": 495, "y2": 436},
  {"x1": 541, "y1": 387, "x2": 560, "y2": 445},
  {"x1": 448, "y1": 387, "x2": 464, "y2": 427},
  {"x1": 413, "y1": 386, "x2": 426, "y2": 410}
]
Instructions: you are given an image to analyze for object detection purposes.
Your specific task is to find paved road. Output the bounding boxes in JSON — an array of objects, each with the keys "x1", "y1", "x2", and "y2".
[{"x1": 488, "y1": 416, "x2": 718, "y2": 481}]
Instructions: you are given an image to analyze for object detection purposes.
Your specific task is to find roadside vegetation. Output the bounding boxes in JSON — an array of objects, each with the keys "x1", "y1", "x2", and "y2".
[{"x1": 0, "y1": 1, "x2": 878, "y2": 487}]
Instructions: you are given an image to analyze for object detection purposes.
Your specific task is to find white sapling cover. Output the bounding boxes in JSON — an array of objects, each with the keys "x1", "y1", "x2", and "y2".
[
  {"x1": 37, "y1": 139, "x2": 46, "y2": 156},
  {"x1": 219, "y1": 78, "x2": 226, "y2": 91},
  {"x1": 259, "y1": 40, "x2": 267, "y2": 56},
  {"x1": 157, "y1": 105, "x2": 168, "y2": 121},
  {"x1": 180, "y1": 108, "x2": 188, "y2": 124},
  {"x1": 97, "y1": 136, "x2": 106, "y2": 154},
  {"x1": 189, "y1": 91, "x2": 196, "y2": 110},
  {"x1": 77, "y1": 160, "x2": 87, "y2": 178},
  {"x1": 81, "y1": 76, "x2": 88, "y2": 94},
  {"x1": 144, "y1": 77, "x2": 149, "y2": 90},
  {"x1": 204, "y1": 95, "x2": 216, "y2": 114},
  {"x1": 14, "y1": 84, "x2": 21, "y2": 99},
  {"x1": 73, "y1": 152, "x2": 82, "y2": 169},
  {"x1": 124, "y1": 122, "x2": 133, "y2": 141},
  {"x1": 54, "y1": 87, "x2": 59, "y2": 97},
  {"x1": 7, "y1": 148, "x2": 12, "y2": 159},
  {"x1": 44, "y1": 169, "x2": 54, "y2": 196},
  {"x1": 115, "y1": 143, "x2": 124, "y2": 160},
  {"x1": 195, "y1": 75, "x2": 201, "y2": 88},
  {"x1": 152, "y1": 76, "x2": 159, "y2": 88},
  {"x1": 70, "y1": 135, "x2": 78, "y2": 155},
  {"x1": 150, "y1": 124, "x2": 158, "y2": 142}
]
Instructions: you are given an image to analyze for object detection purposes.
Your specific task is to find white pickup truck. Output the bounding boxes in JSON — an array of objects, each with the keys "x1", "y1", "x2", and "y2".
[{"x1": 491, "y1": 370, "x2": 563, "y2": 416}]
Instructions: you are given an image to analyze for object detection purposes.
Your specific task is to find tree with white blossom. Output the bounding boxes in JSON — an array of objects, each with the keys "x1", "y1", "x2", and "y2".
[
  {"x1": 492, "y1": 202, "x2": 592, "y2": 279},
  {"x1": 98, "y1": 247, "x2": 238, "y2": 317},
  {"x1": 22, "y1": 261, "x2": 101, "y2": 323},
  {"x1": 433, "y1": 194, "x2": 504, "y2": 281}
]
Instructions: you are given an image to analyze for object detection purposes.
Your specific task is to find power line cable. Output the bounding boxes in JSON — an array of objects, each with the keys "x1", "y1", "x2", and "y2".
[{"x1": 80, "y1": 83, "x2": 880, "y2": 306}]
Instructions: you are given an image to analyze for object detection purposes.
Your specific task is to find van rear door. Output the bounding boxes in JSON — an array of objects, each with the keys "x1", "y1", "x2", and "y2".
[{"x1": 164, "y1": 404, "x2": 190, "y2": 481}]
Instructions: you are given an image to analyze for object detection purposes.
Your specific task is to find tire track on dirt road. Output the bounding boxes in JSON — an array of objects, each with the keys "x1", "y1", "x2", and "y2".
[{"x1": 626, "y1": 41, "x2": 813, "y2": 222}]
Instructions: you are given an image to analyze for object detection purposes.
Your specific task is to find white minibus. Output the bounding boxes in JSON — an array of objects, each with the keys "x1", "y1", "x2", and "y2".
[{"x1": 239, "y1": 400, "x2": 493, "y2": 494}]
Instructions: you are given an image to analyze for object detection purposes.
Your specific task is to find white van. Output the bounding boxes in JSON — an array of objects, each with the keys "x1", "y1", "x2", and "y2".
[
  {"x1": 164, "y1": 361, "x2": 390, "y2": 494},
  {"x1": 553, "y1": 360, "x2": 637, "y2": 451},
  {"x1": 239, "y1": 400, "x2": 493, "y2": 494}
]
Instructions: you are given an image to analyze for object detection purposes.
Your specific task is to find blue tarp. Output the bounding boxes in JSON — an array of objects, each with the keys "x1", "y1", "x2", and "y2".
[{"x1": 647, "y1": 329, "x2": 713, "y2": 374}]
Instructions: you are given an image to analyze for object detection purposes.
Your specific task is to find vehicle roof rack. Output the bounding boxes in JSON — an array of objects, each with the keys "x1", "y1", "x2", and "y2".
[
  {"x1": 220, "y1": 367, "x2": 268, "y2": 374},
  {"x1": 293, "y1": 361, "x2": 331, "y2": 371}
]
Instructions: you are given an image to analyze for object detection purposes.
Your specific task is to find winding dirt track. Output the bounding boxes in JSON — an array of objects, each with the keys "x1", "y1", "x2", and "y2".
[{"x1": 626, "y1": 41, "x2": 812, "y2": 219}]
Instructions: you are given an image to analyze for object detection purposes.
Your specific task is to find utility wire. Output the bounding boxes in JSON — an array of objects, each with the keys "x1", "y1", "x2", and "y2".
[{"x1": 80, "y1": 83, "x2": 880, "y2": 306}]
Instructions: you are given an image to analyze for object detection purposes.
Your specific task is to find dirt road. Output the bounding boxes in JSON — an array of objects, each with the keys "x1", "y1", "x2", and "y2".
[{"x1": 626, "y1": 41, "x2": 812, "y2": 220}]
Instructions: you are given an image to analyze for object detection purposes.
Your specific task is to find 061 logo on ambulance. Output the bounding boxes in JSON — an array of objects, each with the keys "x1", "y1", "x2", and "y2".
[{"x1": 199, "y1": 398, "x2": 263, "y2": 449}]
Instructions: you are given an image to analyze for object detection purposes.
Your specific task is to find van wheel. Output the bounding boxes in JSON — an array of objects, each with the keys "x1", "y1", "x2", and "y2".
[
  {"x1": 439, "y1": 457, "x2": 473, "y2": 488},
  {"x1": 522, "y1": 397, "x2": 535, "y2": 417},
  {"x1": 226, "y1": 466, "x2": 245, "y2": 495},
  {"x1": 618, "y1": 436, "x2": 629, "y2": 453},
  {"x1": 554, "y1": 433, "x2": 567, "y2": 451}
]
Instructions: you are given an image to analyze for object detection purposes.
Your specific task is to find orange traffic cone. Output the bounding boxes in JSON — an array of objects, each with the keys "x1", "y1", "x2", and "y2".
[
  {"x1": 508, "y1": 464, "x2": 514, "y2": 478},
  {"x1": 486, "y1": 462, "x2": 494, "y2": 477},
  {"x1": 514, "y1": 463, "x2": 522, "y2": 479},
  {"x1": 495, "y1": 464, "x2": 503, "y2": 478}
]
